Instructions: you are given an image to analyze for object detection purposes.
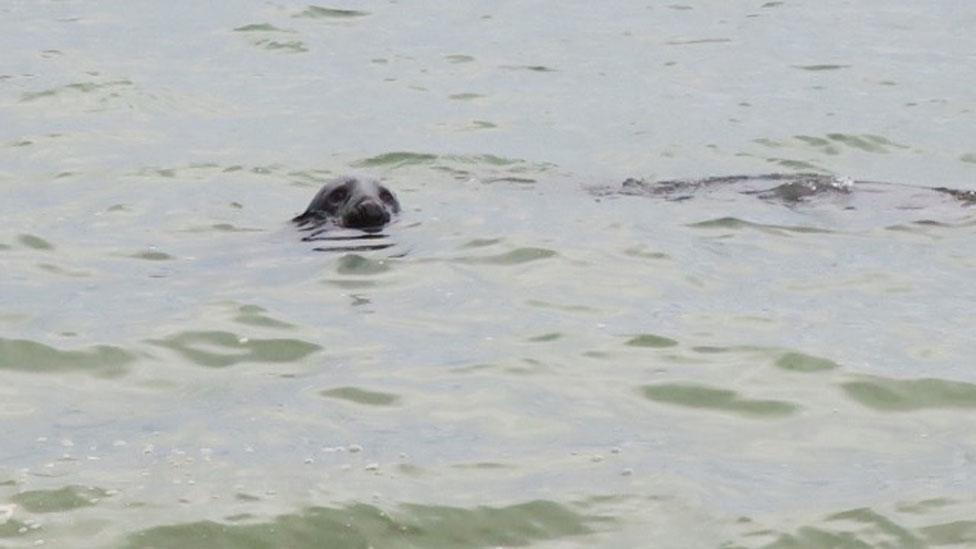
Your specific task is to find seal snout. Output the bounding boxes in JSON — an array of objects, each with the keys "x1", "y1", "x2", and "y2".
[{"x1": 344, "y1": 198, "x2": 391, "y2": 229}]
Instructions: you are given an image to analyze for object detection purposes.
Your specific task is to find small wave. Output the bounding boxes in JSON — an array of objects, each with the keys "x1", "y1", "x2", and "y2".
[
  {"x1": 293, "y1": 6, "x2": 370, "y2": 19},
  {"x1": 688, "y1": 217, "x2": 833, "y2": 234},
  {"x1": 301, "y1": 228, "x2": 396, "y2": 253},
  {"x1": 148, "y1": 330, "x2": 320, "y2": 368},
  {"x1": 640, "y1": 383, "x2": 799, "y2": 418},
  {"x1": 0, "y1": 338, "x2": 133, "y2": 377}
]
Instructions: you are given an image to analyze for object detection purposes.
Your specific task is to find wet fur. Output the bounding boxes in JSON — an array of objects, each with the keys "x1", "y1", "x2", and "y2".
[{"x1": 293, "y1": 176, "x2": 400, "y2": 230}]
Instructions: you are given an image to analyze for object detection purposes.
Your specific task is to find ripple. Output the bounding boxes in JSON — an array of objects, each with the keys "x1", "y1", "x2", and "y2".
[
  {"x1": 690, "y1": 346, "x2": 734, "y2": 353},
  {"x1": 688, "y1": 217, "x2": 832, "y2": 234},
  {"x1": 500, "y1": 64, "x2": 557, "y2": 72},
  {"x1": 17, "y1": 234, "x2": 53, "y2": 250},
  {"x1": 233, "y1": 305, "x2": 295, "y2": 329},
  {"x1": 727, "y1": 500, "x2": 976, "y2": 547},
  {"x1": 793, "y1": 135, "x2": 842, "y2": 154},
  {"x1": 451, "y1": 462, "x2": 516, "y2": 470},
  {"x1": 640, "y1": 383, "x2": 799, "y2": 417},
  {"x1": 130, "y1": 163, "x2": 279, "y2": 180},
  {"x1": 665, "y1": 38, "x2": 732, "y2": 45},
  {"x1": 258, "y1": 40, "x2": 308, "y2": 53},
  {"x1": 233, "y1": 24, "x2": 307, "y2": 53},
  {"x1": 16, "y1": 78, "x2": 218, "y2": 115},
  {"x1": 445, "y1": 54, "x2": 475, "y2": 63},
  {"x1": 129, "y1": 250, "x2": 174, "y2": 261},
  {"x1": 774, "y1": 352, "x2": 840, "y2": 373},
  {"x1": 0, "y1": 338, "x2": 133, "y2": 377},
  {"x1": 448, "y1": 92, "x2": 485, "y2": 100},
  {"x1": 827, "y1": 133, "x2": 906, "y2": 153},
  {"x1": 323, "y1": 279, "x2": 380, "y2": 289},
  {"x1": 304, "y1": 231, "x2": 396, "y2": 254},
  {"x1": 923, "y1": 520, "x2": 976, "y2": 545},
  {"x1": 182, "y1": 223, "x2": 263, "y2": 233},
  {"x1": 352, "y1": 152, "x2": 438, "y2": 168},
  {"x1": 840, "y1": 375, "x2": 976, "y2": 411},
  {"x1": 11, "y1": 485, "x2": 108, "y2": 513},
  {"x1": 320, "y1": 386, "x2": 401, "y2": 406},
  {"x1": 486, "y1": 177, "x2": 537, "y2": 185},
  {"x1": 756, "y1": 133, "x2": 908, "y2": 155},
  {"x1": 625, "y1": 334, "x2": 679, "y2": 348},
  {"x1": 526, "y1": 299, "x2": 599, "y2": 313},
  {"x1": 20, "y1": 80, "x2": 134, "y2": 103},
  {"x1": 460, "y1": 120, "x2": 497, "y2": 131},
  {"x1": 0, "y1": 402, "x2": 33, "y2": 417},
  {"x1": 334, "y1": 254, "x2": 392, "y2": 275},
  {"x1": 0, "y1": 516, "x2": 29, "y2": 538},
  {"x1": 793, "y1": 64, "x2": 851, "y2": 71},
  {"x1": 351, "y1": 152, "x2": 555, "y2": 175},
  {"x1": 37, "y1": 263, "x2": 91, "y2": 277},
  {"x1": 455, "y1": 247, "x2": 557, "y2": 265},
  {"x1": 233, "y1": 23, "x2": 289, "y2": 32},
  {"x1": 765, "y1": 158, "x2": 828, "y2": 171},
  {"x1": 623, "y1": 246, "x2": 670, "y2": 260},
  {"x1": 456, "y1": 154, "x2": 532, "y2": 166},
  {"x1": 460, "y1": 238, "x2": 503, "y2": 249},
  {"x1": 148, "y1": 331, "x2": 320, "y2": 368},
  {"x1": 293, "y1": 6, "x2": 370, "y2": 19},
  {"x1": 123, "y1": 500, "x2": 599, "y2": 548}
]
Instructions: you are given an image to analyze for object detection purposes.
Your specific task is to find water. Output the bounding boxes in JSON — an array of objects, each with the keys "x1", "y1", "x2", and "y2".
[{"x1": 2, "y1": 1, "x2": 976, "y2": 547}]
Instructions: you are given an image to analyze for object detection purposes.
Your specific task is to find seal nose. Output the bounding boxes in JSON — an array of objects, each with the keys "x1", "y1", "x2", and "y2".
[{"x1": 345, "y1": 199, "x2": 390, "y2": 228}]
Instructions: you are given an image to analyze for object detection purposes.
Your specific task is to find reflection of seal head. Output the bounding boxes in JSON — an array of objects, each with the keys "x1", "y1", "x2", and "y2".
[{"x1": 293, "y1": 176, "x2": 400, "y2": 229}]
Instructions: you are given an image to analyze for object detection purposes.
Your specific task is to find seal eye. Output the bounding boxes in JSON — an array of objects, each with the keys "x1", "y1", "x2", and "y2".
[
  {"x1": 379, "y1": 189, "x2": 395, "y2": 203},
  {"x1": 328, "y1": 187, "x2": 349, "y2": 204}
]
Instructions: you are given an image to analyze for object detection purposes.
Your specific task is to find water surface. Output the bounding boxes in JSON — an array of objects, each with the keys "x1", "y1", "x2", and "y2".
[{"x1": 2, "y1": 1, "x2": 976, "y2": 547}]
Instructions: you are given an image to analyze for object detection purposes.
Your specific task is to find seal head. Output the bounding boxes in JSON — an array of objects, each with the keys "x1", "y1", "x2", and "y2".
[{"x1": 293, "y1": 176, "x2": 400, "y2": 230}]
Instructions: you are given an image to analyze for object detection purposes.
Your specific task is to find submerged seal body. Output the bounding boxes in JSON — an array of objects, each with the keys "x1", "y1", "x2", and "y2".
[
  {"x1": 590, "y1": 173, "x2": 975, "y2": 230},
  {"x1": 293, "y1": 176, "x2": 400, "y2": 230},
  {"x1": 596, "y1": 173, "x2": 976, "y2": 206}
]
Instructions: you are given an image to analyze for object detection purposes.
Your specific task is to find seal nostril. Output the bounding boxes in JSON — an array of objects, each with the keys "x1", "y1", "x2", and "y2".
[{"x1": 345, "y1": 200, "x2": 390, "y2": 228}]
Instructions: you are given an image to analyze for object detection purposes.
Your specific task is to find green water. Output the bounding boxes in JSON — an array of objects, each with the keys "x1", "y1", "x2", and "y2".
[{"x1": 2, "y1": 1, "x2": 976, "y2": 548}]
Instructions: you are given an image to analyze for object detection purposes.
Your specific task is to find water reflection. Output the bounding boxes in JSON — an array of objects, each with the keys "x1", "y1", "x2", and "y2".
[
  {"x1": 3, "y1": 0, "x2": 976, "y2": 546},
  {"x1": 123, "y1": 500, "x2": 603, "y2": 549},
  {"x1": 303, "y1": 230, "x2": 396, "y2": 253}
]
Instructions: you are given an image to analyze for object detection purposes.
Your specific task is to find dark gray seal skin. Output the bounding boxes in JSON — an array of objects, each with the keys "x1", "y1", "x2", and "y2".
[
  {"x1": 594, "y1": 173, "x2": 976, "y2": 206},
  {"x1": 293, "y1": 175, "x2": 400, "y2": 230},
  {"x1": 932, "y1": 185, "x2": 976, "y2": 205}
]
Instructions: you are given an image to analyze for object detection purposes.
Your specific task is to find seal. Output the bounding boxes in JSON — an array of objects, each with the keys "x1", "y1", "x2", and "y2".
[
  {"x1": 594, "y1": 173, "x2": 976, "y2": 206},
  {"x1": 293, "y1": 176, "x2": 400, "y2": 230}
]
